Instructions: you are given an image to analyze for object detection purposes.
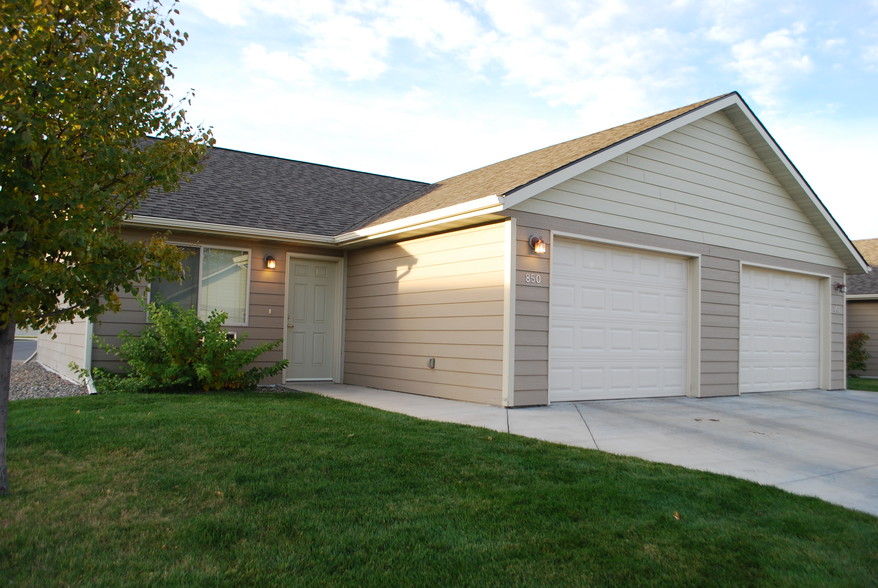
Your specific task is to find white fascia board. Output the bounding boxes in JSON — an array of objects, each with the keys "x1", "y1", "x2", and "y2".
[
  {"x1": 502, "y1": 94, "x2": 741, "y2": 209},
  {"x1": 126, "y1": 215, "x2": 336, "y2": 245},
  {"x1": 337, "y1": 194, "x2": 505, "y2": 244},
  {"x1": 724, "y1": 101, "x2": 870, "y2": 274},
  {"x1": 846, "y1": 294, "x2": 878, "y2": 300}
]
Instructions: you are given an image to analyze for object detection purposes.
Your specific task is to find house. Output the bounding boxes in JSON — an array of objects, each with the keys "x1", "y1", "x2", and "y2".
[
  {"x1": 846, "y1": 239, "x2": 878, "y2": 377},
  {"x1": 37, "y1": 91, "x2": 868, "y2": 406}
]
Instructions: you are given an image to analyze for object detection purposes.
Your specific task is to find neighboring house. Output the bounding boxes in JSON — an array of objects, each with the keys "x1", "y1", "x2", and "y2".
[
  {"x1": 846, "y1": 239, "x2": 878, "y2": 377},
  {"x1": 38, "y1": 92, "x2": 868, "y2": 405}
]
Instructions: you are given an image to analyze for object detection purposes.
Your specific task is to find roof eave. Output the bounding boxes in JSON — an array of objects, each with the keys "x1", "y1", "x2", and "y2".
[
  {"x1": 337, "y1": 195, "x2": 506, "y2": 246},
  {"x1": 125, "y1": 215, "x2": 337, "y2": 245}
]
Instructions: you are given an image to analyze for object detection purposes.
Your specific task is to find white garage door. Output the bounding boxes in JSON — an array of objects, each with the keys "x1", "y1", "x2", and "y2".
[
  {"x1": 740, "y1": 266, "x2": 821, "y2": 393},
  {"x1": 550, "y1": 239, "x2": 689, "y2": 401}
]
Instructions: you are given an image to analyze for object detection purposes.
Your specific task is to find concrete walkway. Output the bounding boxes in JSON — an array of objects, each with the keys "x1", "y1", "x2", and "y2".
[{"x1": 293, "y1": 383, "x2": 878, "y2": 517}]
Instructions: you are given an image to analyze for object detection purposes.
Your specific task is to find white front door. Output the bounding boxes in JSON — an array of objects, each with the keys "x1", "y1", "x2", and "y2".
[{"x1": 286, "y1": 258, "x2": 338, "y2": 381}]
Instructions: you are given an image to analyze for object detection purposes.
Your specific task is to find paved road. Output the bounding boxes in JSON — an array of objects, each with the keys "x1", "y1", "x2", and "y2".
[{"x1": 12, "y1": 339, "x2": 37, "y2": 362}]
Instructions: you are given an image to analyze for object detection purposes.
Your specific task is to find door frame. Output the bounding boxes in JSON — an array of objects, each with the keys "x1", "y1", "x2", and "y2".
[{"x1": 283, "y1": 253, "x2": 345, "y2": 383}]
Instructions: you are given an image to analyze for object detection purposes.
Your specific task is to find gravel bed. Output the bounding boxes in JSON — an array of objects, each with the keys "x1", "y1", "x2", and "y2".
[{"x1": 10, "y1": 361, "x2": 88, "y2": 401}]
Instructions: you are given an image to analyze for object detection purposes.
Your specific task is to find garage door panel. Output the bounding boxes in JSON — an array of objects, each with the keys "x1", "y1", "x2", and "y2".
[
  {"x1": 551, "y1": 361, "x2": 686, "y2": 402},
  {"x1": 740, "y1": 266, "x2": 820, "y2": 393},
  {"x1": 550, "y1": 239, "x2": 689, "y2": 401}
]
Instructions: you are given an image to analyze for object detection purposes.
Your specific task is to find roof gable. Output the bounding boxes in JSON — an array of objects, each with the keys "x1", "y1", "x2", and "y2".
[
  {"x1": 359, "y1": 92, "x2": 866, "y2": 273},
  {"x1": 365, "y1": 94, "x2": 729, "y2": 227}
]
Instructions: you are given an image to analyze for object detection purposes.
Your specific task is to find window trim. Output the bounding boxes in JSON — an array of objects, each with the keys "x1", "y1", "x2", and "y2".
[{"x1": 149, "y1": 243, "x2": 252, "y2": 327}]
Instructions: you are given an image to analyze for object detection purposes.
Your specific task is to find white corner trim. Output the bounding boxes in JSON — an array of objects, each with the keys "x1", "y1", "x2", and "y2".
[{"x1": 501, "y1": 218, "x2": 517, "y2": 407}]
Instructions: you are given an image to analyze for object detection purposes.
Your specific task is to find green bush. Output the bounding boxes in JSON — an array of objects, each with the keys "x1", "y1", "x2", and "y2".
[
  {"x1": 847, "y1": 330, "x2": 871, "y2": 375},
  {"x1": 94, "y1": 302, "x2": 287, "y2": 393}
]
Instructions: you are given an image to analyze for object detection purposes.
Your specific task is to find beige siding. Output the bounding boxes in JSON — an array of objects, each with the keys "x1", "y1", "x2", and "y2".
[
  {"x1": 512, "y1": 218, "x2": 550, "y2": 405},
  {"x1": 513, "y1": 110, "x2": 841, "y2": 268},
  {"x1": 37, "y1": 318, "x2": 89, "y2": 383},
  {"x1": 847, "y1": 300, "x2": 878, "y2": 378},
  {"x1": 700, "y1": 255, "x2": 740, "y2": 397},
  {"x1": 345, "y1": 223, "x2": 508, "y2": 404},
  {"x1": 91, "y1": 229, "x2": 337, "y2": 385}
]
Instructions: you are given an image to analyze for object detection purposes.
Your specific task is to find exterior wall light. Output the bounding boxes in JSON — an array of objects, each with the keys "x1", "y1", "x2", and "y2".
[
  {"x1": 529, "y1": 236, "x2": 548, "y2": 254},
  {"x1": 264, "y1": 255, "x2": 277, "y2": 269},
  {"x1": 834, "y1": 281, "x2": 846, "y2": 293}
]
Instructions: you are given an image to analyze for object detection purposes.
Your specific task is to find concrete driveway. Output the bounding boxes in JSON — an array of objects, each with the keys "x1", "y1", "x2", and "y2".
[{"x1": 296, "y1": 383, "x2": 878, "y2": 517}]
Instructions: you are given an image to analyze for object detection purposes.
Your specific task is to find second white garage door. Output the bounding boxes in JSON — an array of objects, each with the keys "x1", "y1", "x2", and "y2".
[
  {"x1": 550, "y1": 239, "x2": 690, "y2": 401},
  {"x1": 740, "y1": 266, "x2": 821, "y2": 393}
]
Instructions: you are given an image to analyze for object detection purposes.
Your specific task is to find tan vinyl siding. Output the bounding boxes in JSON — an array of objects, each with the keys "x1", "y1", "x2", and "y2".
[
  {"x1": 700, "y1": 254, "x2": 740, "y2": 396},
  {"x1": 847, "y1": 300, "x2": 878, "y2": 378},
  {"x1": 91, "y1": 229, "x2": 337, "y2": 385},
  {"x1": 37, "y1": 317, "x2": 89, "y2": 383},
  {"x1": 512, "y1": 110, "x2": 841, "y2": 268},
  {"x1": 345, "y1": 222, "x2": 508, "y2": 404},
  {"x1": 513, "y1": 219, "x2": 550, "y2": 405}
]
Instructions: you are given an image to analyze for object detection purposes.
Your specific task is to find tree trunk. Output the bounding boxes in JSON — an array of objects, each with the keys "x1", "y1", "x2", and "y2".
[{"x1": 0, "y1": 318, "x2": 14, "y2": 495}]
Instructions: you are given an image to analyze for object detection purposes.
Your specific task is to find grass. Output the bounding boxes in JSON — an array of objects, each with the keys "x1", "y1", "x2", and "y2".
[
  {"x1": 848, "y1": 376, "x2": 878, "y2": 392},
  {"x1": 2, "y1": 391, "x2": 877, "y2": 587}
]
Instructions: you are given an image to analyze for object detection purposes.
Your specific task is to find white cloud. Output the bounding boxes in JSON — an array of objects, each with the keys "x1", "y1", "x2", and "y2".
[
  {"x1": 823, "y1": 38, "x2": 846, "y2": 50},
  {"x1": 700, "y1": 0, "x2": 759, "y2": 43},
  {"x1": 728, "y1": 25, "x2": 813, "y2": 108},
  {"x1": 302, "y1": 15, "x2": 390, "y2": 80},
  {"x1": 864, "y1": 45, "x2": 878, "y2": 70},
  {"x1": 184, "y1": 0, "x2": 252, "y2": 26},
  {"x1": 242, "y1": 44, "x2": 314, "y2": 83},
  {"x1": 377, "y1": 0, "x2": 482, "y2": 52}
]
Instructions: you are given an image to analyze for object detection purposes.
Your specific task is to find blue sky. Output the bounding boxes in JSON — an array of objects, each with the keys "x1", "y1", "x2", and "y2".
[{"x1": 165, "y1": 0, "x2": 878, "y2": 239}]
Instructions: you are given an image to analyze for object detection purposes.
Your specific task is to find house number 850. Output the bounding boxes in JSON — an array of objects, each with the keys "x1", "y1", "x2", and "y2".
[{"x1": 524, "y1": 273, "x2": 542, "y2": 284}]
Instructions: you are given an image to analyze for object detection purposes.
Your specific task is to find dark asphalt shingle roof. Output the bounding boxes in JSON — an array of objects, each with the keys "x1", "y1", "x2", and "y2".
[
  {"x1": 136, "y1": 146, "x2": 430, "y2": 237},
  {"x1": 848, "y1": 269, "x2": 878, "y2": 295},
  {"x1": 848, "y1": 240, "x2": 878, "y2": 294}
]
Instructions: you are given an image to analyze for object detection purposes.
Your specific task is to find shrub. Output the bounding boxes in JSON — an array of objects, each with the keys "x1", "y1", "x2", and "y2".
[
  {"x1": 95, "y1": 302, "x2": 288, "y2": 393},
  {"x1": 847, "y1": 330, "x2": 871, "y2": 375}
]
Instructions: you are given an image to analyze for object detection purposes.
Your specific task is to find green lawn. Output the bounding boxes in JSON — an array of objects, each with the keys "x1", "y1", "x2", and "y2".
[
  {"x1": 848, "y1": 376, "x2": 878, "y2": 392},
  {"x1": 2, "y1": 392, "x2": 876, "y2": 586}
]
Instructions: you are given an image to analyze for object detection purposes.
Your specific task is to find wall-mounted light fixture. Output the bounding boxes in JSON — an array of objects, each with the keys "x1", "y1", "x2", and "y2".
[
  {"x1": 834, "y1": 281, "x2": 847, "y2": 293},
  {"x1": 529, "y1": 236, "x2": 548, "y2": 254},
  {"x1": 264, "y1": 255, "x2": 277, "y2": 269}
]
